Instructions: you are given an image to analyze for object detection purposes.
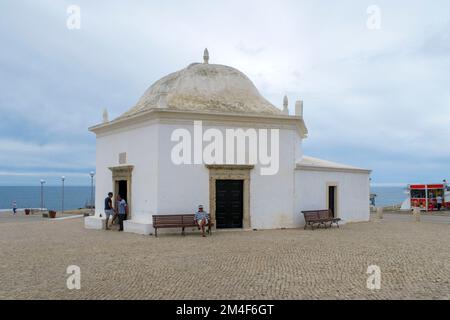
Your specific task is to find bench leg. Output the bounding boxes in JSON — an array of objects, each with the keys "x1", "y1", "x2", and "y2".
[
  {"x1": 182, "y1": 227, "x2": 185, "y2": 236},
  {"x1": 154, "y1": 228, "x2": 157, "y2": 237}
]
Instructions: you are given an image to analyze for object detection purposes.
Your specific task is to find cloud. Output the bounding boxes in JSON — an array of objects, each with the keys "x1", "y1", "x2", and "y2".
[
  {"x1": 0, "y1": 171, "x2": 89, "y2": 178},
  {"x1": 0, "y1": 0, "x2": 449, "y2": 185},
  {"x1": 0, "y1": 138, "x2": 94, "y2": 170}
]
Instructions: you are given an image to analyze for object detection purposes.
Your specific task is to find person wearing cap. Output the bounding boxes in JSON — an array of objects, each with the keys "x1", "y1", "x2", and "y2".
[{"x1": 195, "y1": 205, "x2": 209, "y2": 237}]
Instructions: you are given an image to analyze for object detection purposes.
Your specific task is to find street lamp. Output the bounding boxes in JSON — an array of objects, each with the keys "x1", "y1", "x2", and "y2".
[
  {"x1": 40, "y1": 179, "x2": 46, "y2": 211},
  {"x1": 61, "y1": 176, "x2": 66, "y2": 214},
  {"x1": 89, "y1": 171, "x2": 95, "y2": 214}
]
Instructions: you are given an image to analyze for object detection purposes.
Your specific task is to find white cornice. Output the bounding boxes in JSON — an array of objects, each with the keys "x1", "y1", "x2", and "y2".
[
  {"x1": 296, "y1": 164, "x2": 371, "y2": 174},
  {"x1": 89, "y1": 109, "x2": 308, "y2": 138}
]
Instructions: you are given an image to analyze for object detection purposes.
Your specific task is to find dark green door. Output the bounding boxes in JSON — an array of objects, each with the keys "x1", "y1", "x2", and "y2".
[{"x1": 216, "y1": 180, "x2": 243, "y2": 229}]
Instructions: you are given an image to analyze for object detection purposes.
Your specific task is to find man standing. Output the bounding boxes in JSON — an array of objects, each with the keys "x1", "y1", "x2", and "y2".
[
  {"x1": 104, "y1": 192, "x2": 114, "y2": 230},
  {"x1": 12, "y1": 201, "x2": 17, "y2": 215},
  {"x1": 436, "y1": 194, "x2": 443, "y2": 211},
  {"x1": 117, "y1": 194, "x2": 127, "y2": 232},
  {"x1": 195, "y1": 205, "x2": 209, "y2": 237}
]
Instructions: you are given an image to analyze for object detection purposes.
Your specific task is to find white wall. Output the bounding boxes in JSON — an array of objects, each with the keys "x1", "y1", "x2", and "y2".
[
  {"x1": 156, "y1": 121, "x2": 299, "y2": 229},
  {"x1": 295, "y1": 170, "x2": 370, "y2": 226},
  {"x1": 157, "y1": 123, "x2": 210, "y2": 214},
  {"x1": 94, "y1": 118, "x2": 369, "y2": 231},
  {"x1": 94, "y1": 122, "x2": 158, "y2": 223},
  {"x1": 250, "y1": 128, "x2": 297, "y2": 229}
]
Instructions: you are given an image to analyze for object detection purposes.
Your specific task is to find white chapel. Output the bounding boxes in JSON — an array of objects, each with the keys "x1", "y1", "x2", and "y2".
[{"x1": 85, "y1": 50, "x2": 371, "y2": 234}]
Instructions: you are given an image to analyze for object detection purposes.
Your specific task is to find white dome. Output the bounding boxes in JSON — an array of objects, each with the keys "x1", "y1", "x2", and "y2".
[{"x1": 120, "y1": 62, "x2": 282, "y2": 118}]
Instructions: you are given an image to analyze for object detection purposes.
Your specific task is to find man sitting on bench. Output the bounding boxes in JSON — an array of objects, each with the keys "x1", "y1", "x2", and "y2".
[{"x1": 195, "y1": 205, "x2": 208, "y2": 238}]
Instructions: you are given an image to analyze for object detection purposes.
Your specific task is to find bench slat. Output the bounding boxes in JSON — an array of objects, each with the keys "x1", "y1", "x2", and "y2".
[
  {"x1": 153, "y1": 214, "x2": 213, "y2": 237},
  {"x1": 301, "y1": 210, "x2": 340, "y2": 230}
]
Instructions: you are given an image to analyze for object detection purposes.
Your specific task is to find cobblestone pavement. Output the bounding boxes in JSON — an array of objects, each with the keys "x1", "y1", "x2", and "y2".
[
  {"x1": 374, "y1": 212, "x2": 450, "y2": 224},
  {"x1": 0, "y1": 217, "x2": 448, "y2": 300},
  {"x1": 0, "y1": 210, "x2": 89, "y2": 224}
]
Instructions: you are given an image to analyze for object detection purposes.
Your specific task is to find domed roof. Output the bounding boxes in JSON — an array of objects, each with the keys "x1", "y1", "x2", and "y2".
[{"x1": 120, "y1": 58, "x2": 283, "y2": 118}]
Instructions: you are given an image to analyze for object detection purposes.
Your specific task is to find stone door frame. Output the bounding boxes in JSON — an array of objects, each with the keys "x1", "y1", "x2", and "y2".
[
  {"x1": 109, "y1": 165, "x2": 134, "y2": 220},
  {"x1": 206, "y1": 165, "x2": 253, "y2": 229}
]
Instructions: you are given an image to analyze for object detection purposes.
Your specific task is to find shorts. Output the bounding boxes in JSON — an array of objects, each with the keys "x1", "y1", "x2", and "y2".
[
  {"x1": 105, "y1": 209, "x2": 114, "y2": 218},
  {"x1": 197, "y1": 219, "x2": 208, "y2": 226}
]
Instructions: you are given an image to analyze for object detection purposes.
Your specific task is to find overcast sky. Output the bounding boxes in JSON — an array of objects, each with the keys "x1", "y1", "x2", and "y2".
[{"x1": 0, "y1": 0, "x2": 449, "y2": 186}]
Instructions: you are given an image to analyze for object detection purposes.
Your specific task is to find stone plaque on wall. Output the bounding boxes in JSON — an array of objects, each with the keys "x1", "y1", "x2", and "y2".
[{"x1": 119, "y1": 152, "x2": 127, "y2": 165}]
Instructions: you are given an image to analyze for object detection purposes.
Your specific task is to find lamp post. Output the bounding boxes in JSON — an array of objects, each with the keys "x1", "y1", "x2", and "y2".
[
  {"x1": 89, "y1": 171, "x2": 95, "y2": 214},
  {"x1": 40, "y1": 179, "x2": 46, "y2": 211},
  {"x1": 61, "y1": 176, "x2": 65, "y2": 214}
]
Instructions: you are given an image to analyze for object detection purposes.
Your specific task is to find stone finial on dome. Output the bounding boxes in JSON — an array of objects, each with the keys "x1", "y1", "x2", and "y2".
[
  {"x1": 203, "y1": 48, "x2": 209, "y2": 64},
  {"x1": 282, "y1": 95, "x2": 289, "y2": 115},
  {"x1": 102, "y1": 108, "x2": 109, "y2": 123}
]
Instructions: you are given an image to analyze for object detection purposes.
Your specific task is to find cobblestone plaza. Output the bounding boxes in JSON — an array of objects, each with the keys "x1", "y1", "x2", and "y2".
[{"x1": 0, "y1": 216, "x2": 448, "y2": 300}]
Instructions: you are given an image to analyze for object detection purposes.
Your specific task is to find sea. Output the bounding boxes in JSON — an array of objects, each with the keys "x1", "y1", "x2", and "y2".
[
  {"x1": 0, "y1": 186, "x2": 94, "y2": 211},
  {"x1": 370, "y1": 186, "x2": 407, "y2": 207},
  {"x1": 0, "y1": 185, "x2": 407, "y2": 210}
]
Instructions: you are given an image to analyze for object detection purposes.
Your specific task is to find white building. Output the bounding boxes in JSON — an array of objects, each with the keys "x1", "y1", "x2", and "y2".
[{"x1": 85, "y1": 50, "x2": 371, "y2": 234}]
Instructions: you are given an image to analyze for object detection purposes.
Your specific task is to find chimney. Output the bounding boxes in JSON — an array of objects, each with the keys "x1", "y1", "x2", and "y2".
[{"x1": 295, "y1": 100, "x2": 303, "y2": 117}]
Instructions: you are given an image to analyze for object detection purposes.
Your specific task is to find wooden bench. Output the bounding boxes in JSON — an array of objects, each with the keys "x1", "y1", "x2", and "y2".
[
  {"x1": 152, "y1": 214, "x2": 213, "y2": 237},
  {"x1": 301, "y1": 210, "x2": 341, "y2": 230}
]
